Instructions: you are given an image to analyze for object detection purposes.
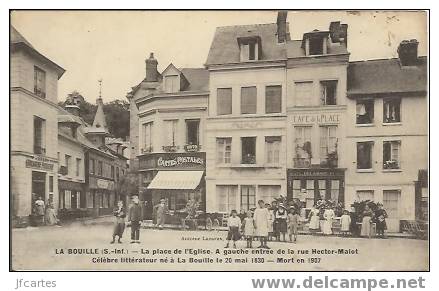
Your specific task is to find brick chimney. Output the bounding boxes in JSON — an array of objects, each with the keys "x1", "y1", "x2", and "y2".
[
  {"x1": 145, "y1": 52, "x2": 158, "y2": 82},
  {"x1": 329, "y1": 21, "x2": 348, "y2": 46},
  {"x1": 65, "y1": 104, "x2": 80, "y2": 116},
  {"x1": 398, "y1": 39, "x2": 419, "y2": 66},
  {"x1": 276, "y1": 11, "x2": 288, "y2": 43}
]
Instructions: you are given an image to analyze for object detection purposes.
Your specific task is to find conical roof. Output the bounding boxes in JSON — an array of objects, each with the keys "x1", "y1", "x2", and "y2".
[{"x1": 88, "y1": 97, "x2": 109, "y2": 135}]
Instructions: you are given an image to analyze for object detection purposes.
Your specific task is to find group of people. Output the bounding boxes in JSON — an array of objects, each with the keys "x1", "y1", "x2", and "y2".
[
  {"x1": 307, "y1": 201, "x2": 389, "y2": 238},
  {"x1": 33, "y1": 196, "x2": 59, "y2": 226},
  {"x1": 225, "y1": 200, "x2": 301, "y2": 249}
]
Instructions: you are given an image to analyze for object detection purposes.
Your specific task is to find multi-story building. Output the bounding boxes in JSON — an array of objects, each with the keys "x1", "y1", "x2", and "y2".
[
  {"x1": 345, "y1": 40, "x2": 427, "y2": 231},
  {"x1": 285, "y1": 22, "x2": 349, "y2": 209},
  {"x1": 204, "y1": 13, "x2": 290, "y2": 213},
  {"x1": 10, "y1": 26, "x2": 65, "y2": 226},
  {"x1": 127, "y1": 54, "x2": 208, "y2": 219}
]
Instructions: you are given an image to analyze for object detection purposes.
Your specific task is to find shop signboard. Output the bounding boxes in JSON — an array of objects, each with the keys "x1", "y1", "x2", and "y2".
[
  {"x1": 139, "y1": 152, "x2": 206, "y2": 170},
  {"x1": 25, "y1": 155, "x2": 55, "y2": 172}
]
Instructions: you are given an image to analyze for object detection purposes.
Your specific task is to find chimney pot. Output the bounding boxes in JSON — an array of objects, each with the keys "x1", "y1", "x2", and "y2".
[{"x1": 145, "y1": 52, "x2": 158, "y2": 82}]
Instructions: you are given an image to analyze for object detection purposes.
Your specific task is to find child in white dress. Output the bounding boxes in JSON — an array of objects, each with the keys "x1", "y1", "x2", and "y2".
[
  {"x1": 243, "y1": 211, "x2": 255, "y2": 248},
  {"x1": 340, "y1": 210, "x2": 351, "y2": 236}
]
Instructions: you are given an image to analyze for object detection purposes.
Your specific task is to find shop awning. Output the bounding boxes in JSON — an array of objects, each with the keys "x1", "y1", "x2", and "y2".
[{"x1": 147, "y1": 171, "x2": 204, "y2": 190}]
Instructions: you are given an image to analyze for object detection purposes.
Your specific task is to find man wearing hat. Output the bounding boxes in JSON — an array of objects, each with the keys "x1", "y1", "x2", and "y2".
[
  {"x1": 128, "y1": 195, "x2": 143, "y2": 243},
  {"x1": 375, "y1": 203, "x2": 388, "y2": 238}
]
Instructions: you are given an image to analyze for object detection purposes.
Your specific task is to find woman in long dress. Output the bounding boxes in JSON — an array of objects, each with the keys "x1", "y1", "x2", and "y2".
[
  {"x1": 254, "y1": 200, "x2": 270, "y2": 249},
  {"x1": 360, "y1": 205, "x2": 374, "y2": 238},
  {"x1": 323, "y1": 206, "x2": 335, "y2": 235},
  {"x1": 308, "y1": 205, "x2": 320, "y2": 233},
  {"x1": 44, "y1": 199, "x2": 58, "y2": 226}
]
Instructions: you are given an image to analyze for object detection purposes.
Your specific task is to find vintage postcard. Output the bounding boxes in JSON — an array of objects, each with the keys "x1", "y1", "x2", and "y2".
[{"x1": 10, "y1": 10, "x2": 428, "y2": 271}]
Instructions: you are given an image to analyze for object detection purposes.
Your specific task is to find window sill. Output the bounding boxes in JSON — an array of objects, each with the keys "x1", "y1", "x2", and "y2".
[
  {"x1": 382, "y1": 122, "x2": 402, "y2": 126},
  {"x1": 264, "y1": 164, "x2": 283, "y2": 168},
  {"x1": 356, "y1": 169, "x2": 375, "y2": 173},
  {"x1": 356, "y1": 123, "x2": 374, "y2": 127},
  {"x1": 382, "y1": 169, "x2": 402, "y2": 173},
  {"x1": 230, "y1": 164, "x2": 265, "y2": 169}
]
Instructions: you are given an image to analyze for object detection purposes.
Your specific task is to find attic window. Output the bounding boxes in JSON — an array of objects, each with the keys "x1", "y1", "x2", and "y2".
[
  {"x1": 164, "y1": 75, "x2": 179, "y2": 93},
  {"x1": 238, "y1": 37, "x2": 261, "y2": 62},
  {"x1": 309, "y1": 37, "x2": 324, "y2": 55}
]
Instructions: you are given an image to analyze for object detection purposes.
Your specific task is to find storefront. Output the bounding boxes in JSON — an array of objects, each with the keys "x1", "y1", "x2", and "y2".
[
  {"x1": 88, "y1": 177, "x2": 115, "y2": 216},
  {"x1": 287, "y1": 168, "x2": 345, "y2": 209},
  {"x1": 138, "y1": 152, "x2": 206, "y2": 220}
]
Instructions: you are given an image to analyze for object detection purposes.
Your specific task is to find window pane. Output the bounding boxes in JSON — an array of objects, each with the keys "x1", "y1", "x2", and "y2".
[
  {"x1": 320, "y1": 80, "x2": 337, "y2": 105},
  {"x1": 356, "y1": 99, "x2": 374, "y2": 124},
  {"x1": 265, "y1": 85, "x2": 282, "y2": 113},
  {"x1": 216, "y1": 138, "x2": 232, "y2": 164},
  {"x1": 356, "y1": 190, "x2": 374, "y2": 202},
  {"x1": 186, "y1": 119, "x2": 200, "y2": 145},
  {"x1": 383, "y1": 190, "x2": 400, "y2": 218},
  {"x1": 217, "y1": 88, "x2": 232, "y2": 115},
  {"x1": 383, "y1": 99, "x2": 401, "y2": 123},
  {"x1": 357, "y1": 142, "x2": 373, "y2": 169},
  {"x1": 383, "y1": 141, "x2": 401, "y2": 169},
  {"x1": 241, "y1": 137, "x2": 256, "y2": 164},
  {"x1": 241, "y1": 86, "x2": 257, "y2": 114}
]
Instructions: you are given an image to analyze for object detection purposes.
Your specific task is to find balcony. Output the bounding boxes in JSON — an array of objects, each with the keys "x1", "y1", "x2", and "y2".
[
  {"x1": 141, "y1": 146, "x2": 153, "y2": 154},
  {"x1": 293, "y1": 158, "x2": 311, "y2": 168},
  {"x1": 162, "y1": 145, "x2": 179, "y2": 152},
  {"x1": 241, "y1": 154, "x2": 256, "y2": 165},
  {"x1": 34, "y1": 146, "x2": 46, "y2": 155}
]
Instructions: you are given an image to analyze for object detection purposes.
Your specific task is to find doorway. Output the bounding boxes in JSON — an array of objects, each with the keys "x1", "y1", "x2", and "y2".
[{"x1": 31, "y1": 171, "x2": 46, "y2": 213}]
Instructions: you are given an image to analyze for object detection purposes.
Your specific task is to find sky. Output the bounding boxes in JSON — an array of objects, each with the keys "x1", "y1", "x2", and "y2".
[{"x1": 11, "y1": 10, "x2": 427, "y2": 103}]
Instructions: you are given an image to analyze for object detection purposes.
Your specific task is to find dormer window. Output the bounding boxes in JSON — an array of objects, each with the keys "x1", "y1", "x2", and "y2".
[
  {"x1": 164, "y1": 75, "x2": 179, "y2": 93},
  {"x1": 303, "y1": 31, "x2": 329, "y2": 56},
  {"x1": 309, "y1": 37, "x2": 324, "y2": 55},
  {"x1": 238, "y1": 36, "x2": 261, "y2": 62}
]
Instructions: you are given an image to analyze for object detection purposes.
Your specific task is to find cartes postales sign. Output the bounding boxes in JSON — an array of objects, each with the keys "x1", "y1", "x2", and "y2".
[{"x1": 139, "y1": 152, "x2": 206, "y2": 170}]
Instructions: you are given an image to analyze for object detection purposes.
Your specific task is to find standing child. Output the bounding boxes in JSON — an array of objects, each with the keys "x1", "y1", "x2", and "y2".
[
  {"x1": 275, "y1": 203, "x2": 288, "y2": 242},
  {"x1": 340, "y1": 210, "x2": 351, "y2": 236},
  {"x1": 225, "y1": 210, "x2": 241, "y2": 248},
  {"x1": 111, "y1": 200, "x2": 126, "y2": 244},
  {"x1": 287, "y1": 208, "x2": 300, "y2": 243},
  {"x1": 254, "y1": 200, "x2": 270, "y2": 249},
  {"x1": 243, "y1": 211, "x2": 255, "y2": 248}
]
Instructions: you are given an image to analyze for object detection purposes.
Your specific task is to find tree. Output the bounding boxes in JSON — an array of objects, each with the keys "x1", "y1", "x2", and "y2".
[{"x1": 103, "y1": 100, "x2": 130, "y2": 140}]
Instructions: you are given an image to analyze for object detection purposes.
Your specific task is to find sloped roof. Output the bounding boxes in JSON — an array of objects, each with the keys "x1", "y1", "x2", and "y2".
[
  {"x1": 180, "y1": 68, "x2": 209, "y2": 92},
  {"x1": 205, "y1": 23, "x2": 288, "y2": 65},
  {"x1": 11, "y1": 25, "x2": 65, "y2": 79},
  {"x1": 11, "y1": 26, "x2": 34, "y2": 48},
  {"x1": 347, "y1": 56, "x2": 427, "y2": 96}
]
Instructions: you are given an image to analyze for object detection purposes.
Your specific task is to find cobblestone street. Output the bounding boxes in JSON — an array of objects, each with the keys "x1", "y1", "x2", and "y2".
[{"x1": 12, "y1": 221, "x2": 428, "y2": 271}]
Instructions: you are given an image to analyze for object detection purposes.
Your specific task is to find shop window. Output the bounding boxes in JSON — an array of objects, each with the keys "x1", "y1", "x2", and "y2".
[
  {"x1": 265, "y1": 136, "x2": 281, "y2": 164},
  {"x1": 142, "y1": 122, "x2": 153, "y2": 152},
  {"x1": 86, "y1": 191, "x2": 94, "y2": 208},
  {"x1": 292, "y1": 179, "x2": 314, "y2": 208},
  {"x1": 241, "y1": 137, "x2": 256, "y2": 164},
  {"x1": 320, "y1": 126, "x2": 338, "y2": 164},
  {"x1": 64, "y1": 190, "x2": 72, "y2": 209},
  {"x1": 216, "y1": 137, "x2": 232, "y2": 164},
  {"x1": 330, "y1": 180, "x2": 340, "y2": 203},
  {"x1": 186, "y1": 119, "x2": 200, "y2": 145},
  {"x1": 59, "y1": 191, "x2": 65, "y2": 209},
  {"x1": 383, "y1": 141, "x2": 401, "y2": 170},
  {"x1": 383, "y1": 190, "x2": 401, "y2": 218},
  {"x1": 34, "y1": 66, "x2": 46, "y2": 98},
  {"x1": 294, "y1": 126, "x2": 312, "y2": 167},
  {"x1": 217, "y1": 185, "x2": 237, "y2": 213},
  {"x1": 217, "y1": 88, "x2": 232, "y2": 115},
  {"x1": 71, "y1": 191, "x2": 80, "y2": 209},
  {"x1": 65, "y1": 155, "x2": 71, "y2": 175},
  {"x1": 164, "y1": 75, "x2": 179, "y2": 93},
  {"x1": 164, "y1": 120, "x2": 178, "y2": 147},
  {"x1": 320, "y1": 80, "x2": 337, "y2": 105},
  {"x1": 356, "y1": 190, "x2": 374, "y2": 202},
  {"x1": 383, "y1": 98, "x2": 401, "y2": 123},
  {"x1": 309, "y1": 37, "x2": 324, "y2": 55},
  {"x1": 295, "y1": 82, "x2": 314, "y2": 107},
  {"x1": 76, "y1": 158, "x2": 81, "y2": 177},
  {"x1": 318, "y1": 180, "x2": 326, "y2": 200},
  {"x1": 33, "y1": 116, "x2": 46, "y2": 155},
  {"x1": 241, "y1": 86, "x2": 257, "y2": 114},
  {"x1": 240, "y1": 185, "x2": 256, "y2": 211},
  {"x1": 258, "y1": 185, "x2": 281, "y2": 205},
  {"x1": 89, "y1": 159, "x2": 95, "y2": 175},
  {"x1": 356, "y1": 99, "x2": 374, "y2": 124},
  {"x1": 357, "y1": 142, "x2": 374, "y2": 170},
  {"x1": 97, "y1": 161, "x2": 103, "y2": 176}
]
